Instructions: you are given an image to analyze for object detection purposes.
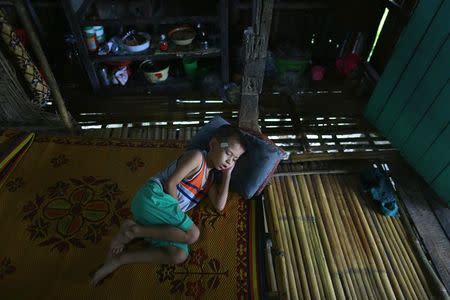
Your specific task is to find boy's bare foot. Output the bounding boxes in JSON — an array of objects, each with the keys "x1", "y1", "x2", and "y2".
[
  {"x1": 110, "y1": 219, "x2": 137, "y2": 256},
  {"x1": 90, "y1": 256, "x2": 122, "y2": 286}
]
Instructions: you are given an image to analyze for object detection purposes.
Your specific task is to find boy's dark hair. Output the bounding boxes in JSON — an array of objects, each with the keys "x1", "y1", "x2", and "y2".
[{"x1": 213, "y1": 124, "x2": 247, "y2": 151}]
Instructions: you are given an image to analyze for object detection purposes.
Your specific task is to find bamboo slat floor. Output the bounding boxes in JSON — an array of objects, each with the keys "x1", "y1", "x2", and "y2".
[{"x1": 265, "y1": 164, "x2": 446, "y2": 300}]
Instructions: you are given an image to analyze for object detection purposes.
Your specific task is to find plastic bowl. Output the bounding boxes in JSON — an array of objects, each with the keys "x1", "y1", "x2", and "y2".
[
  {"x1": 275, "y1": 57, "x2": 309, "y2": 74},
  {"x1": 168, "y1": 26, "x2": 196, "y2": 46},
  {"x1": 140, "y1": 60, "x2": 169, "y2": 83},
  {"x1": 122, "y1": 32, "x2": 150, "y2": 52}
]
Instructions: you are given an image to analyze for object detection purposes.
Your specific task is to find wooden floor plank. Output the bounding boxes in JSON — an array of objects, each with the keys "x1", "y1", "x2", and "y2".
[
  {"x1": 111, "y1": 128, "x2": 122, "y2": 138},
  {"x1": 102, "y1": 128, "x2": 112, "y2": 138},
  {"x1": 121, "y1": 124, "x2": 129, "y2": 139},
  {"x1": 389, "y1": 159, "x2": 450, "y2": 292}
]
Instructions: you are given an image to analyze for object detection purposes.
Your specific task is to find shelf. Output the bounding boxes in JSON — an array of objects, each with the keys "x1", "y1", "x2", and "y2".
[
  {"x1": 100, "y1": 76, "x2": 193, "y2": 96},
  {"x1": 237, "y1": 2, "x2": 329, "y2": 10},
  {"x1": 63, "y1": 0, "x2": 229, "y2": 94},
  {"x1": 81, "y1": 16, "x2": 218, "y2": 26},
  {"x1": 91, "y1": 47, "x2": 221, "y2": 62}
]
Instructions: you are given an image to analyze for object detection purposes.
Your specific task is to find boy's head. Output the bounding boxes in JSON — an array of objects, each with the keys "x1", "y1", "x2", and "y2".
[{"x1": 208, "y1": 125, "x2": 246, "y2": 170}]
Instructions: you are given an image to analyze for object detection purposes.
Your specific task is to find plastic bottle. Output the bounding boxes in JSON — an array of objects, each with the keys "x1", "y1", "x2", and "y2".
[
  {"x1": 93, "y1": 26, "x2": 105, "y2": 44},
  {"x1": 159, "y1": 34, "x2": 168, "y2": 51}
]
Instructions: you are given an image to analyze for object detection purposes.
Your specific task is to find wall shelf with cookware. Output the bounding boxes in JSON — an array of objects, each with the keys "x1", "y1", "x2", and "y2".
[{"x1": 62, "y1": 0, "x2": 229, "y2": 96}]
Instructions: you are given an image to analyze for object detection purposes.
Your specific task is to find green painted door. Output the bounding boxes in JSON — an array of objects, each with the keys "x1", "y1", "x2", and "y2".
[{"x1": 365, "y1": 0, "x2": 450, "y2": 204}]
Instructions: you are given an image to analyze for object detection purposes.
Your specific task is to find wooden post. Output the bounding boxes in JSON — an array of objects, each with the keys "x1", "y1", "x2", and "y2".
[
  {"x1": 238, "y1": 0, "x2": 273, "y2": 132},
  {"x1": 219, "y1": 0, "x2": 230, "y2": 83},
  {"x1": 15, "y1": 0, "x2": 74, "y2": 132}
]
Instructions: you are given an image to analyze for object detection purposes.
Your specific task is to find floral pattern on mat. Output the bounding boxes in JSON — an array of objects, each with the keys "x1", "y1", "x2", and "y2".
[
  {"x1": 50, "y1": 154, "x2": 69, "y2": 168},
  {"x1": 6, "y1": 177, "x2": 24, "y2": 192},
  {"x1": 191, "y1": 204, "x2": 226, "y2": 229},
  {"x1": 22, "y1": 176, "x2": 131, "y2": 252},
  {"x1": 126, "y1": 157, "x2": 145, "y2": 172},
  {"x1": 236, "y1": 195, "x2": 249, "y2": 298},
  {"x1": 156, "y1": 248, "x2": 229, "y2": 299},
  {"x1": 0, "y1": 257, "x2": 16, "y2": 279}
]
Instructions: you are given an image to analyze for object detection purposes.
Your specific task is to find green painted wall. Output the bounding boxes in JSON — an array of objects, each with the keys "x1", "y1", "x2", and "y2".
[{"x1": 365, "y1": 0, "x2": 450, "y2": 204}]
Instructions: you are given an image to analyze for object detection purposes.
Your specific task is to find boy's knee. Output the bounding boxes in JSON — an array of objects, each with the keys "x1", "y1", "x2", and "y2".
[
  {"x1": 186, "y1": 225, "x2": 200, "y2": 244},
  {"x1": 166, "y1": 247, "x2": 188, "y2": 264}
]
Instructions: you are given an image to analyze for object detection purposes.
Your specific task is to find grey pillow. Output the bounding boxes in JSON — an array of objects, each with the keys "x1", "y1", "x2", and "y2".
[{"x1": 187, "y1": 116, "x2": 285, "y2": 199}]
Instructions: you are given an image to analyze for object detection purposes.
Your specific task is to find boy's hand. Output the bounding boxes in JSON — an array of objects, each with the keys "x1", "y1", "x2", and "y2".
[{"x1": 222, "y1": 163, "x2": 236, "y2": 177}]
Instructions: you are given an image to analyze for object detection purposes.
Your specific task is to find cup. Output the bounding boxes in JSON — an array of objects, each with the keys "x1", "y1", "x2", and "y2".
[{"x1": 182, "y1": 57, "x2": 198, "y2": 78}]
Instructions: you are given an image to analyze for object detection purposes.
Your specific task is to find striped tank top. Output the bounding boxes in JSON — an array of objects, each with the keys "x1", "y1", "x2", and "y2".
[{"x1": 150, "y1": 151, "x2": 213, "y2": 212}]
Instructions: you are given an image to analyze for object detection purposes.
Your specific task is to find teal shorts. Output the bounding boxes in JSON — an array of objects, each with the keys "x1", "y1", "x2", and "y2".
[{"x1": 130, "y1": 180, "x2": 193, "y2": 255}]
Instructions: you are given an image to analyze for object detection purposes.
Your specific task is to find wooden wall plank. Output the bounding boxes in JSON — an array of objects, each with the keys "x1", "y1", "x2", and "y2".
[
  {"x1": 401, "y1": 83, "x2": 450, "y2": 163},
  {"x1": 416, "y1": 124, "x2": 450, "y2": 182},
  {"x1": 376, "y1": 3, "x2": 450, "y2": 133},
  {"x1": 431, "y1": 164, "x2": 450, "y2": 206},
  {"x1": 364, "y1": 0, "x2": 443, "y2": 122},
  {"x1": 388, "y1": 39, "x2": 450, "y2": 147}
]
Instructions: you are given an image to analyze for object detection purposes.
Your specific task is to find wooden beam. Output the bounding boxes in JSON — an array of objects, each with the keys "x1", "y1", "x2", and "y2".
[
  {"x1": 239, "y1": 0, "x2": 274, "y2": 132},
  {"x1": 238, "y1": 1, "x2": 329, "y2": 10},
  {"x1": 220, "y1": 0, "x2": 230, "y2": 83}
]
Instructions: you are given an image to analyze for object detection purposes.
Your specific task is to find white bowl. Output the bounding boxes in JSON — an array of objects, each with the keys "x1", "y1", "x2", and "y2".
[
  {"x1": 140, "y1": 60, "x2": 169, "y2": 83},
  {"x1": 169, "y1": 27, "x2": 196, "y2": 46},
  {"x1": 122, "y1": 32, "x2": 150, "y2": 52}
]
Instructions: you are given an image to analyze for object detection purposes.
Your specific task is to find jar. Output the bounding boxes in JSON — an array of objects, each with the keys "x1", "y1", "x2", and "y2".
[
  {"x1": 83, "y1": 27, "x2": 98, "y2": 52},
  {"x1": 93, "y1": 26, "x2": 105, "y2": 44}
]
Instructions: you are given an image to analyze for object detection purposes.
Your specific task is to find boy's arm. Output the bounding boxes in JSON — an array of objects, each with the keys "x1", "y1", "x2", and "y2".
[
  {"x1": 208, "y1": 165, "x2": 234, "y2": 212},
  {"x1": 164, "y1": 150, "x2": 203, "y2": 200}
]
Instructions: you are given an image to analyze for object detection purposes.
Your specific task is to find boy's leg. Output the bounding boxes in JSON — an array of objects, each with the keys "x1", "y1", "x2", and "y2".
[
  {"x1": 92, "y1": 246, "x2": 186, "y2": 286},
  {"x1": 110, "y1": 221, "x2": 199, "y2": 255},
  {"x1": 109, "y1": 219, "x2": 137, "y2": 256},
  {"x1": 132, "y1": 222, "x2": 200, "y2": 244},
  {"x1": 110, "y1": 181, "x2": 200, "y2": 255}
]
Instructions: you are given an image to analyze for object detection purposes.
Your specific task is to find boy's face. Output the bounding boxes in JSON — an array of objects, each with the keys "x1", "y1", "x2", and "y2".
[{"x1": 208, "y1": 137, "x2": 246, "y2": 170}]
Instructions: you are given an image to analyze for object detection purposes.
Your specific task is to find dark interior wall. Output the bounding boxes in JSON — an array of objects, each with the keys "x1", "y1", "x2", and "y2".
[
  {"x1": 369, "y1": 0, "x2": 419, "y2": 74},
  {"x1": 230, "y1": 0, "x2": 385, "y2": 62},
  {"x1": 20, "y1": 1, "x2": 80, "y2": 87},
  {"x1": 69, "y1": 0, "x2": 83, "y2": 12},
  {"x1": 76, "y1": 0, "x2": 222, "y2": 38},
  {"x1": 70, "y1": 0, "x2": 219, "y2": 18},
  {"x1": 26, "y1": 1, "x2": 69, "y2": 63}
]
